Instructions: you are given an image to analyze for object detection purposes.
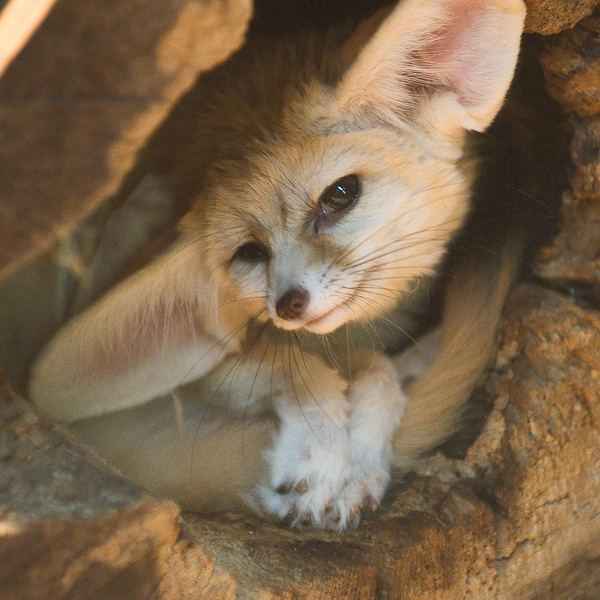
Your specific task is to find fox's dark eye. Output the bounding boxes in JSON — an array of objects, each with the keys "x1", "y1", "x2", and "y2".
[
  {"x1": 233, "y1": 241, "x2": 269, "y2": 262},
  {"x1": 321, "y1": 174, "x2": 361, "y2": 211},
  {"x1": 315, "y1": 174, "x2": 361, "y2": 231}
]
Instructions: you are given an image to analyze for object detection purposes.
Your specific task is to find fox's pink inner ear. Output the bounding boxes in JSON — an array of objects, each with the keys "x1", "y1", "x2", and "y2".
[
  {"x1": 330, "y1": 0, "x2": 526, "y2": 136},
  {"x1": 414, "y1": 4, "x2": 496, "y2": 109}
]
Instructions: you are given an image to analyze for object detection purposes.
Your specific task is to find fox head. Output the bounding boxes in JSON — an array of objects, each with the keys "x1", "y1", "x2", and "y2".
[{"x1": 188, "y1": 0, "x2": 526, "y2": 334}]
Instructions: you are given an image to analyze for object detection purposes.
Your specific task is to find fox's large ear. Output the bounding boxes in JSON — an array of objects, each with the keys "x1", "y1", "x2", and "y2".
[
  {"x1": 330, "y1": 0, "x2": 525, "y2": 138},
  {"x1": 29, "y1": 239, "x2": 232, "y2": 422}
]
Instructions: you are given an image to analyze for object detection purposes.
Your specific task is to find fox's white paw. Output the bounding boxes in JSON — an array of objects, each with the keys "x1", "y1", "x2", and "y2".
[
  {"x1": 258, "y1": 386, "x2": 396, "y2": 532},
  {"x1": 259, "y1": 416, "x2": 353, "y2": 531},
  {"x1": 260, "y1": 454, "x2": 391, "y2": 532},
  {"x1": 331, "y1": 462, "x2": 391, "y2": 530},
  {"x1": 256, "y1": 348, "x2": 406, "y2": 532},
  {"x1": 259, "y1": 447, "x2": 392, "y2": 532}
]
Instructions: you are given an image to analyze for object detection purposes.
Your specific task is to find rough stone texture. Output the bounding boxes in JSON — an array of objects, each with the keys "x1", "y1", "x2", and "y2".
[
  {"x1": 524, "y1": 0, "x2": 598, "y2": 34},
  {"x1": 539, "y1": 12, "x2": 600, "y2": 117},
  {"x1": 0, "y1": 0, "x2": 251, "y2": 280},
  {"x1": 185, "y1": 478, "x2": 498, "y2": 600},
  {"x1": 0, "y1": 378, "x2": 236, "y2": 600},
  {"x1": 1, "y1": 0, "x2": 600, "y2": 599},
  {"x1": 536, "y1": 13, "x2": 600, "y2": 297},
  {"x1": 470, "y1": 285, "x2": 600, "y2": 599}
]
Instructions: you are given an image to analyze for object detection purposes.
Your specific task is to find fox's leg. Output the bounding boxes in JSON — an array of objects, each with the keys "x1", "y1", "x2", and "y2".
[
  {"x1": 319, "y1": 332, "x2": 441, "y2": 530},
  {"x1": 322, "y1": 350, "x2": 408, "y2": 529},
  {"x1": 222, "y1": 334, "x2": 437, "y2": 532},
  {"x1": 259, "y1": 339, "x2": 439, "y2": 532},
  {"x1": 200, "y1": 336, "x2": 352, "y2": 529},
  {"x1": 210, "y1": 337, "x2": 352, "y2": 531},
  {"x1": 28, "y1": 239, "x2": 245, "y2": 423},
  {"x1": 71, "y1": 391, "x2": 276, "y2": 513}
]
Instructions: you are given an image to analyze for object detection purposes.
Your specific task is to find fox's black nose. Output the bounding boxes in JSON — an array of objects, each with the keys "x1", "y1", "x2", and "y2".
[{"x1": 276, "y1": 287, "x2": 310, "y2": 320}]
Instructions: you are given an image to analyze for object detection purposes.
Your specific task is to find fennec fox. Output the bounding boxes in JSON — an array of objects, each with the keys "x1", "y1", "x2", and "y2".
[{"x1": 29, "y1": 0, "x2": 526, "y2": 531}]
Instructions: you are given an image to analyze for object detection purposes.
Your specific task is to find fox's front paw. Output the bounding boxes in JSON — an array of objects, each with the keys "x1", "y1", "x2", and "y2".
[
  {"x1": 333, "y1": 461, "x2": 391, "y2": 528},
  {"x1": 258, "y1": 422, "x2": 393, "y2": 532},
  {"x1": 259, "y1": 418, "x2": 355, "y2": 531}
]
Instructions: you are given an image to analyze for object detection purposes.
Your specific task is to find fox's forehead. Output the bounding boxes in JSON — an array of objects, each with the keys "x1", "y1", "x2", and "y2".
[{"x1": 209, "y1": 128, "x2": 425, "y2": 227}]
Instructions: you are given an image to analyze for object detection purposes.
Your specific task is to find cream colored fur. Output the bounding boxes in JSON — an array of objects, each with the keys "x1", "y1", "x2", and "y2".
[
  {"x1": 29, "y1": 0, "x2": 526, "y2": 531},
  {"x1": 392, "y1": 237, "x2": 524, "y2": 467}
]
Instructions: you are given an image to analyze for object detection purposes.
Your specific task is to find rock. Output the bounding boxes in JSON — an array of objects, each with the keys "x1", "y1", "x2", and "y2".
[
  {"x1": 0, "y1": 0, "x2": 251, "y2": 280},
  {"x1": 524, "y1": 0, "x2": 598, "y2": 34},
  {"x1": 471, "y1": 285, "x2": 600, "y2": 599},
  {"x1": 0, "y1": 379, "x2": 235, "y2": 600},
  {"x1": 535, "y1": 13, "x2": 600, "y2": 295},
  {"x1": 539, "y1": 13, "x2": 600, "y2": 116}
]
